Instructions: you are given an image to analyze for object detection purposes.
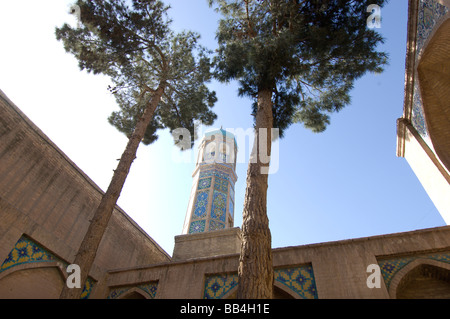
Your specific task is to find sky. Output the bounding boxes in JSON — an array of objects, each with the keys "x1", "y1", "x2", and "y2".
[{"x1": 0, "y1": 0, "x2": 446, "y2": 257}]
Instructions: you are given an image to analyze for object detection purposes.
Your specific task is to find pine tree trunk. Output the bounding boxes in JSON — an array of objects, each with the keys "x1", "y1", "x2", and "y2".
[
  {"x1": 237, "y1": 89, "x2": 274, "y2": 299},
  {"x1": 59, "y1": 82, "x2": 166, "y2": 299}
]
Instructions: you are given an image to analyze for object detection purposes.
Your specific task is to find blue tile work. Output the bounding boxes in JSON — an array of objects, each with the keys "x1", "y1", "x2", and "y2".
[
  {"x1": 108, "y1": 282, "x2": 158, "y2": 299},
  {"x1": 201, "y1": 169, "x2": 230, "y2": 181},
  {"x1": 193, "y1": 168, "x2": 234, "y2": 233},
  {"x1": 209, "y1": 220, "x2": 225, "y2": 231},
  {"x1": 203, "y1": 265, "x2": 319, "y2": 299},
  {"x1": 193, "y1": 191, "x2": 209, "y2": 220},
  {"x1": 274, "y1": 265, "x2": 318, "y2": 299},
  {"x1": 214, "y1": 177, "x2": 228, "y2": 193},
  {"x1": 211, "y1": 190, "x2": 227, "y2": 222},
  {"x1": 411, "y1": 0, "x2": 448, "y2": 141},
  {"x1": 199, "y1": 169, "x2": 214, "y2": 178},
  {"x1": 412, "y1": 81, "x2": 428, "y2": 138},
  {"x1": 0, "y1": 236, "x2": 94, "y2": 299},
  {"x1": 198, "y1": 177, "x2": 212, "y2": 190},
  {"x1": 377, "y1": 251, "x2": 450, "y2": 290},
  {"x1": 416, "y1": 0, "x2": 449, "y2": 58},
  {"x1": 214, "y1": 170, "x2": 230, "y2": 181},
  {"x1": 189, "y1": 220, "x2": 206, "y2": 234},
  {"x1": 1, "y1": 236, "x2": 60, "y2": 272},
  {"x1": 204, "y1": 273, "x2": 238, "y2": 299}
]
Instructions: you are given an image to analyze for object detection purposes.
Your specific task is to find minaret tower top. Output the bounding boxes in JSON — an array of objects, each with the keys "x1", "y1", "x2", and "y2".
[{"x1": 182, "y1": 128, "x2": 238, "y2": 234}]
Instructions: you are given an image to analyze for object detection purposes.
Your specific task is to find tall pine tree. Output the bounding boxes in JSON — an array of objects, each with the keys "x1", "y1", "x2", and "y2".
[
  {"x1": 209, "y1": 0, "x2": 388, "y2": 298},
  {"x1": 56, "y1": 0, "x2": 216, "y2": 299}
]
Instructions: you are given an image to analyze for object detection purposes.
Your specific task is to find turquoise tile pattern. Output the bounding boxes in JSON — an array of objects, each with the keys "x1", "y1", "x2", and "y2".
[{"x1": 203, "y1": 264, "x2": 318, "y2": 299}]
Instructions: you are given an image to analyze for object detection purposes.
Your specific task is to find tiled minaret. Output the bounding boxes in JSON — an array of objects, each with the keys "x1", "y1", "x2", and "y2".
[{"x1": 181, "y1": 128, "x2": 238, "y2": 234}]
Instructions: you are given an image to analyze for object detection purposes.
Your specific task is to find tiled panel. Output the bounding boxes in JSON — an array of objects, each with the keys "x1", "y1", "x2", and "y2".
[
  {"x1": 203, "y1": 265, "x2": 319, "y2": 299},
  {"x1": 193, "y1": 191, "x2": 209, "y2": 220},
  {"x1": 189, "y1": 220, "x2": 206, "y2": 234},
  {"x1": 204, "y1": 273, "x2": 238, "y2": 299},
  {"x1": 211, "y1": 190, "x2": 227, "y2": 222},
  {"x1": 274, "y1": 265, "x2": 318, "y2": 299}
]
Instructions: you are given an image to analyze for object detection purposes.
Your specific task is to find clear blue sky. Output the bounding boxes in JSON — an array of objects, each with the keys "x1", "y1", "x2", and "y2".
[{"x1": 0, "y1": 0, "x2": 445, "y2": 256}]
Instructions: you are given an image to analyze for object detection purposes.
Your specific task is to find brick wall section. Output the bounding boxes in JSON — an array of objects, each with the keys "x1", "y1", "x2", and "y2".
[
  {"x1": 0, "y1": 89, "x2": 171, "y2": 296},
  {"x1": 105, "y1": 225, "x2": 450, "y2": 299}
]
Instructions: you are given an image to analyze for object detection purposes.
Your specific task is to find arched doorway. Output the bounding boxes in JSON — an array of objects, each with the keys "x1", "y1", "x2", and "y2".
[
  {"x1": 389, "y1": 259, "x2": 450, "y2": 299},
  {"x1": 0, "y1": 263, "x2": 66, "y2": 299}
]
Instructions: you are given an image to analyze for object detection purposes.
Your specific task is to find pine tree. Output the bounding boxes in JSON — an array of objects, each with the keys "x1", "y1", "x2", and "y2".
[
  {"x1": 56, "y1": 0, "x2": 217, "y2": 299},
  {"x1": 209, "y1": 0, "x2": 388, "y2": 298}
]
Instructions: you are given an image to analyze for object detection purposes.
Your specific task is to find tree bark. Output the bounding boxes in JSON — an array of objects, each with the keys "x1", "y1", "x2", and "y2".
[
  {"x1": 237, "y1": 89, "x2": 274, "y2": 299},
  {"x1": 59, "y1": 82, "x2": 166, "y2": 299}
]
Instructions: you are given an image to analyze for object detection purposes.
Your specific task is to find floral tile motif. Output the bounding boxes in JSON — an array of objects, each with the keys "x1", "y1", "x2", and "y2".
[
  {"x1": 0, "y1": 236, "x2": 60, "y2": 273},
  {"x1": 377, "y1": 251, "x2": 450, "y2": 289},
  {"x1": 214, "y1": 177, "x2": 228, "y2": 193},
  {"x1": 416, "y1": 0, "x2": 449, "y2": 57},
  {"x1": 204, "y1": 273, "x2": 238, "y2": 299},
  {"x1": 211, "y1": 190, "x2": 227, "y2": 223},
  {"x1": 189, "y1": 220, "x2": 206, "y2": 234},
  {"x1": 274, "y1": 265, "x2": 318, "y2": 299},
  {"x1": 193, "y1": 191, "x2": 209, "y2": 219},
  {"x1": 209, "y1": 220, "x2": 225, "y2": 231},
  {"x1": 198, "y1": 178, "x2": 212, "y2": 190},
  {"x1": 108, "y1": 282, "x2": 158, "y2": 299},
  {"x1": 203, "y1": 265, "x2": 319, "y2": 299}
]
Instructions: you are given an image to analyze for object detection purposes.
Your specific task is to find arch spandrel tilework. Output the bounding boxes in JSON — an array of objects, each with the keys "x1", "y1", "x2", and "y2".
[
  {"x1": 0, "y1": 236, "x2": 95, "y2": 299},
  {"x1": 203, "y1": 264, "x2": 318, "y2": 299},
  {"x1": 274, "y1": 265, "x2": 318, "y2": 299},
  {"x1": 417, "y1": 0, "x2": 449, "y2": 58},
  {"x1": 204, "y1": 273, "x2": 238, "y2": 299},
  {"x1": 377, "y1": 251, "x2": 450, "y2": 290}
]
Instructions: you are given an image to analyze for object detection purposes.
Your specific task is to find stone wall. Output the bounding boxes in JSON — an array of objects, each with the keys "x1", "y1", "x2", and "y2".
[{"x1": 105, "y1": 225, "x2": 450, "y2": 299}]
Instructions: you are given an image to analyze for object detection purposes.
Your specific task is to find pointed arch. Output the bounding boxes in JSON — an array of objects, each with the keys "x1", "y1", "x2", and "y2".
[
  {"x1": 0, "y1": 262, "x2": 67, "y2": 298},
  {"x1": 388, "y1": 258, "x2": 450, "y2": 299},
  {"x1": 117, "y1": 287, "x2": 151, "y2": 299}
]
